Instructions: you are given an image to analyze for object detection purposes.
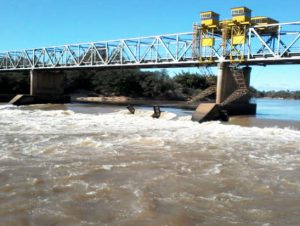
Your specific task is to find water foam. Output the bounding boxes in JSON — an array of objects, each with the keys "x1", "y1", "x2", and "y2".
[{"x1": 1, "y1": 106, "x2": 300, "y2": 165}]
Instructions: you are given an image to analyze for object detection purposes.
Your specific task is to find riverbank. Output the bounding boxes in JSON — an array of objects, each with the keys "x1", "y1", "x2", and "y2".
[
  {"x1": 0, "y1": 94, "x2": 201, "y2": 110},
  {"x1": 73, "y1": 95, "x2": 201, "y2": 110}
]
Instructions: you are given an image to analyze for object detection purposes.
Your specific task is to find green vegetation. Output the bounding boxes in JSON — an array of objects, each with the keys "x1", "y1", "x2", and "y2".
[
  {"x1": 63, "y1": 69, "x2": 214, "y2": 100},
  {"x1": 0, "y1": 69, "x2": 213, "y2": 101},
  {"x1": 1, "y1": 70, "x2": 300, "y2": 100},
  {"x1": 250, "y1": 87, "x2": 300, "y2": 99},
  {"x1": 0, "y1": 72, "x2": 30, "y2": 94}
]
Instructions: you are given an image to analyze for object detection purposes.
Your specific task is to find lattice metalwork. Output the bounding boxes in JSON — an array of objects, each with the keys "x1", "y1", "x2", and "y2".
[
  {"x1": 1, "y1": 22, "x2": 300, "y2": 71},
  {"x1": 0, "y1": 33, "x2": 195, "y2": 71}
]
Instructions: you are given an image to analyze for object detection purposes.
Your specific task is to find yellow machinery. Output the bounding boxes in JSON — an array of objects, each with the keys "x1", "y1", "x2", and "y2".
[
  {"x1": 251, "y1": 16, "x2": 279, "y2": 32},
  {"x1": 194, "y1": 11, "x2": 220, "y2": 63},
  {"x1": 193, "y1": 7, "x2": 279, "y2": 63},
  {"x1": 228, "y1": 7, "x2": 252, "y2": 62},
  {"x1": 219, "y1": 19, "x2": 232, "y2": 27},
  {"x1": 231, "y1": 7, "x2": 252, "y2": 24},
  {"x1": 251, "y1": 16, "x2": 278, "y2": 25},
  {"x1": 200, "y1": 11, "x2": 220, "y2": 27},
  {"x1": 199, "y1": 11, "x2": 219, "y2": 47}
]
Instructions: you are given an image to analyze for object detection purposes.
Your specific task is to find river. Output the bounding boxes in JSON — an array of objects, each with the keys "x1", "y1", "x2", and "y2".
[{"x1": 0, "y1": 99, "x2": 300, "y2": 226}]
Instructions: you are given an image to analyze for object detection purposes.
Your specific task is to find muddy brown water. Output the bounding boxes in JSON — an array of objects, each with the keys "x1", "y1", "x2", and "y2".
[{"x1": 0, "y1": 103, "x2": 300, "y2": 226}]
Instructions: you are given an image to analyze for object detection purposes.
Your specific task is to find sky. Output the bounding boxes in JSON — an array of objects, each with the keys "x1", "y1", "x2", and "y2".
[{"x1": 1, "y1": 0, "x2": 300, "y2": 91}]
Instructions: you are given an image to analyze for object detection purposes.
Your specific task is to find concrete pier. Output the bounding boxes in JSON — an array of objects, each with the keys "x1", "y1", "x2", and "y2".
[
  {"x1": 216, "y1": 63, "x2": 251, "y2": 104},
  {"x1": 192, "y1": 63, "x2": 256, "y2": 123},
  {"x1": 30, "y1": 70, "x2": 64, "y2": 96},
  {"x1": 10, "y1": 70, "x2": 70, "y2": 105}
]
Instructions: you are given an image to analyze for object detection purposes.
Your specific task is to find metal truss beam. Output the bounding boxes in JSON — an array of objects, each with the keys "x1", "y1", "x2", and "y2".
[{"x1": 1, "y1": 22, "x2": 300, "y2": 71}]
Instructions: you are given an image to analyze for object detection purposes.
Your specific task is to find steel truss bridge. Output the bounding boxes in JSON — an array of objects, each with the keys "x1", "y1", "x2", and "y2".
[{"x1": 1, "y1": 22, "x2": 300, "y2": 72}]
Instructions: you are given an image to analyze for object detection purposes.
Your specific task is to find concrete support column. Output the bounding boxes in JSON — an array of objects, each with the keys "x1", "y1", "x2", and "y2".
[
  {"x1": 216, "y1": 62, "x2": 224, "y2": 104},
  {"x1": 30, "y1": 70, "x2": 64, "y2": 96},
  {"x1": 216, "y1": 63, "x2": 252, "y2": 104},
  {"x1": 216, "y1": 62, "x2": 235, "y2": 104}
]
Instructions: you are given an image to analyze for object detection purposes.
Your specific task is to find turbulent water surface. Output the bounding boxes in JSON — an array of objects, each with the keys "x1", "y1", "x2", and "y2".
[{"x1": 0, "y1": 101, "x2": 300, "y2": 226}]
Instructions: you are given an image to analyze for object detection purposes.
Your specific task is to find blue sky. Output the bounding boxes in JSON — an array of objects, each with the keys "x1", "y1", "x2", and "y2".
[{"x1": 1, "y1": 0, "x2": 300, "y2": 91}]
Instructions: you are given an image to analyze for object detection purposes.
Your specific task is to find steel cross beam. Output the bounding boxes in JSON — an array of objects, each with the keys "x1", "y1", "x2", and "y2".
[
  {"x1": 1, "y1": 22, "x2": 300, "y2": 72},
  {"x1": 0, "y1": 33, "x2": 196, "y2": 71}
]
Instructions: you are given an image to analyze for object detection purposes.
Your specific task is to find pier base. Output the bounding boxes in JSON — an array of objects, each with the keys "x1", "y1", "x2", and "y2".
[
  {"x1": 9, "y1": 94, "x2": 70, "y2": 106},
  {"x1": 192, "y1": 103, "x2": 257, "y2": 123},
  {"x1": 192, "y1": 103, "x2": 222, "y2": 123}
]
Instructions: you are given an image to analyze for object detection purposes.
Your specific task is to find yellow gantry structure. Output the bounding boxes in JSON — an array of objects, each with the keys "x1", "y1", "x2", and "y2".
[{"x1": 194, "y1": 7, "x2": 279, "y2": 63}]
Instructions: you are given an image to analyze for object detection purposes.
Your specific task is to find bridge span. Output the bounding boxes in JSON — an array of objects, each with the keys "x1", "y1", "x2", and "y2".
[
  {"x1": 1, "y1": 6, "x2": 300, "y2": 122},
  {"x1": 1, "y1": 22, "x2": 300, "y2": 71}
]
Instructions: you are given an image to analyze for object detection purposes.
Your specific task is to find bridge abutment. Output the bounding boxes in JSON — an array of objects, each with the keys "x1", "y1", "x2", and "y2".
[
  {"x1": 10, "y1": 70, "x2": 70, "y2": 105},
  {"x1": 192, "y1": 63, "x2": 256, "y2": 122}
]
